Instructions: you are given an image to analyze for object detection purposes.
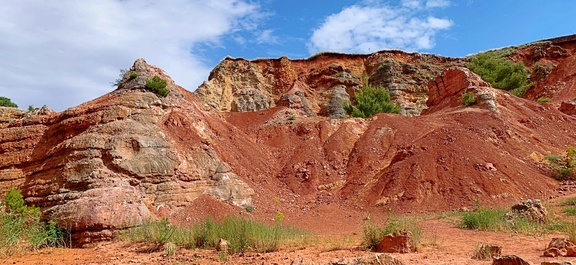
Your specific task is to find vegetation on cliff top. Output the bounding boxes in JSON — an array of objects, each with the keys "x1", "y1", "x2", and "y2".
[
  {"x1": 0, "y1": 96, "x2": 18, "y2": 108},
  {"x1": 145, "y1": 76, "x2": 170, "y2": 97},
  {"x1": 467, "y1": 50, "x2": 532, "y2": 97}
]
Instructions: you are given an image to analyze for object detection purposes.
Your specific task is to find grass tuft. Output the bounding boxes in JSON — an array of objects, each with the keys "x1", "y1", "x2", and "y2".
[
  {"x1": 460, "y1": 208, "x2": 507, "y2": 231},
  {"x1": 560, "y1": 197, "x2": 576, "y2": 206},
  {"x1": 563, "y1": 207, "x2": 576, "y2": 216},
  {"x1": 123, "y1": 216, "x2": 309, "y2": 254}
]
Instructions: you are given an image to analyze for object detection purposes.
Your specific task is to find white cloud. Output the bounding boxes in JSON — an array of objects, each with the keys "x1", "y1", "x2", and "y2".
[
  {"x1": 0, "y1": 0, "x2": 262, "y2": 111},
  {"x1": 426, "y1": 0, "x2": 450, "y2": 8},
  {"x1": 308, "y1": 1, "x2": 453, "y2": 54},
  {"x1": 256, "y1": 29, "x2": 278, "y2": 44}
]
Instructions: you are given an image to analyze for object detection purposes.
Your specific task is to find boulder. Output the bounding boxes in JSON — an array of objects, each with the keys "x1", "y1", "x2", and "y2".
[
  {"x1": 472, "y1": 244, "x2": 502, "y2": 260},
  {"x1": 507, "y1": 199, "x2": 548, "y2": 224},
  {"x1": 559, "y1": 100, "x2": 576, "y2": 115},
  {"x1": 491, "y1": 255, "x2": 532, "y2": 265},
  {"x1": 542, "y1": 238, "x2": 576, "y2": 257},
  {"x1": 375, "y1": 230, "x2": 416, "y2": 253}
]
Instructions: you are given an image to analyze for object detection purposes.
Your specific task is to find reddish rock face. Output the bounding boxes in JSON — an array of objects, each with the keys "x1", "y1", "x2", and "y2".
[
  {"x1": 1, "y1": 36, "x2": 576, "y2": 243},
  {"x1": 559, "y1": 100, "x2": 576, "y2": 115},
  {"x1": 424, "y1": 67, "x2": 496, "y2": 114},
  {"x1": 375, "y1": 230, "x2": 416, "y2": 253},
  {"x1": 492, "y1": 255, "x2": 532, "y2": 265}
]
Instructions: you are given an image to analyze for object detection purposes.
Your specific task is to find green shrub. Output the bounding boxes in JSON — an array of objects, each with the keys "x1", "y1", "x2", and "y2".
[
  {"x1": 0, "y1": 189, "x2": 68, "y2": 257},
  {"x1": 129, "y1": 72, "x2": 138, "y2": 79},
  {"x1": 362, "y1": 221, "x2": 384, "y2": 250},
  {"x1": 461, "y1": 92, "x2": 476, "y2": 106},
  {"x1": 344, "y1": 84, "x2": 401, "y2": 118},
  {"x1": 545, "y1": 146, "x2": 576, "y2": 180},
  {"x1": 145, "y1": 76, "x2": 170, "y2": 97},
  {"x1": 0, "y1": 96, "x2": 18, "y2": 108},
  {"x1": 4, "y1": 188, "x2": 27, "y2": 214},
  {"x1": 467, "y1": 51, "x2": 532, "y2": 97},
  {"x1": 537, "y1": 97, "x2": 551, "y2": 103}
]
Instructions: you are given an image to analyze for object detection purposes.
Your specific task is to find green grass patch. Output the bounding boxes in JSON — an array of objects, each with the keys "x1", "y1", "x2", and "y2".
[
  {"x1": 460, "y1": 208, "x2": 507, "y2": 231},
  {"x1": 537, "y1": 97, "x2": 551, "y2": 103},
  {"x1": 461, "y1": 92, "x2": 477, "y2": 106},
  {"x1": 459, "y1": 206, "x2": 553, "y2": 236},
  {"x1": 563, "y1": 207, "x2": 576, "y2": 216},
  {"x1": 559, "y1": 197, "x2": 576, "y2": 206},
  {"x1": 123, "y1": 217, "x2": 309, "y2": 254}
]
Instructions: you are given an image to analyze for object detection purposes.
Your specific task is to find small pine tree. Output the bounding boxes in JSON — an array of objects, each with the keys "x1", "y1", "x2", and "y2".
[
  {"x1": 344, "y1": 84, "x2": 401, "y2": 118},
  {"x1": 145, "y1": 76, "x2": 170, "y2": 97},
  {"x1": 111, "y1": 69, "x2": 129, "y2": 87}
]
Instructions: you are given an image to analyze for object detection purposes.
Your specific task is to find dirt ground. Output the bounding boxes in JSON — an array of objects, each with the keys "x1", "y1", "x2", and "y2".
[{"x1": 6, "y1": 193, "x2": 576, "y2": 265}]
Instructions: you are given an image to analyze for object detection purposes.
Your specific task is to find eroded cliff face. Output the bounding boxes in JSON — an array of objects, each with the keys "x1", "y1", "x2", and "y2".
[
  {"x1": 1, "y1": 35, "x2": 576, "y2": 243},
  {"x1": 195, "y1": 35, "x2": 576, "y2": 118},
  {"x1": 195, "y1": 52, "x2": 464, "y2": 117},
  {"x1": 0, "y1": 59, "x2": 257, "y2": 243}
]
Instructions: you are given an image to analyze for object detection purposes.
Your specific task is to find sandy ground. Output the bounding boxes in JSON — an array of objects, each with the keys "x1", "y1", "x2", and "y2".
[{"x1": 5, "y1": 208, "x2": 576, "y2": 265}]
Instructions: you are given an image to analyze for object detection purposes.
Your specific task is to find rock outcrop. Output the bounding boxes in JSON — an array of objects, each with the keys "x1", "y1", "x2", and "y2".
[
  {"x1": 375, "y1": 230, "x2": 416, "y2": 253},
  {"x1": 195, "y1": 52, "x2": 462, "y2": 117},
  {"x1": 506, "y1": 199, "x2": 548, "y2": 224},
  {"x1": 543, "y1": 238, "x2": 576, "y2": 257},
  {"x1": 559, "y1": 100, "x2": 576, "y2": 115},
  {"x1": 424, "y1": 66, "x2": 497, "y2": 114},
  {"x1": 0, "y1": 59, "x2": 257, "y2": 244}
]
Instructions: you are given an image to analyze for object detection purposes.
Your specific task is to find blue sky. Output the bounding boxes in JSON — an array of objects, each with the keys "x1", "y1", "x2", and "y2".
[{"x1": 0, "y1": 0, "x2": 574, "y2": 111}]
